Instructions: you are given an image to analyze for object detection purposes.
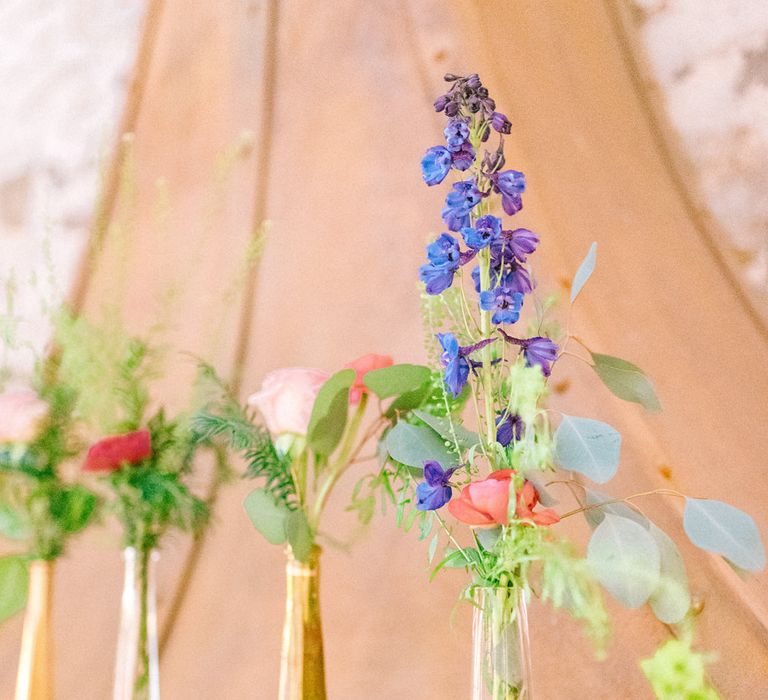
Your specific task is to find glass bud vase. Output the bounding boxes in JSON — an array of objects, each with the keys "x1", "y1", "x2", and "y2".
[
  {"x1": 15, "y1": 559, "x2": 54, "y2": 700},
  {"x1": 113, "y1": 547, "x2": 160, "y2": 700},
  {"x1": 278, "y1": 545, "x2": 326, "y2": 700},
  {"x1": 472, "y1": 586, "x2": 533, "y2": 700}
]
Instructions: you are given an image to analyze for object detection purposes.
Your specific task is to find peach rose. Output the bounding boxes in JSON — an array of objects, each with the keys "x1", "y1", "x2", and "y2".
[
  {"x1": 248, "y1": 368, "x2": 329, "y2": 436},
  {"x1": 447, "y1": 469, "x2": 559, "y2": 527},
  {"x1": 345, "y1": 353, "x2": 394, "y2": 404},
  {"x1": 0, "y1": 390, "x2": 48, "y2": 444}
]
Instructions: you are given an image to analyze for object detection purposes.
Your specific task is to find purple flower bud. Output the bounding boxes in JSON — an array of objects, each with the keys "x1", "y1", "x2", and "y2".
[
  {"x1": 433, "y1": 94, "x2": 449, "y2": 112},
  {"x1": 451, "y1": 144, "x2": 475, "y2": 171},
  {"x1": 483, "y1": 97, "x2": 497, "y2": 113},
  {"x1": 467, "y1": 96, "x2": 481, "y2": 113},
  {"x1": 444, "y1": 73, "x2": 462, "y2": 82},
  {"x1": 444, "y1": 100, "x2": 460, "y2": 117},
  {"x1": 490, "y1": 112, "x2": 512, "y2": 134},
  {"x1": 466, "y1": 73, "x2": 482, "y2": 89}
]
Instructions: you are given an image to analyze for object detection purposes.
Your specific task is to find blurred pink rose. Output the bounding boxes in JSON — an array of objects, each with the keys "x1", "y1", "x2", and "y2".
[
  {"x1": 248, "y1": 368, "x2": 329, "y2": 436},
  {"x1": 447, "y1": 469, "x2": 559, "y2": 527},
  {"x1": 345, "y1": 353, "x2": 393, "y2": 404},
  {"x1": 0, "y1": 390, "x2": 48, "y2": 444}
]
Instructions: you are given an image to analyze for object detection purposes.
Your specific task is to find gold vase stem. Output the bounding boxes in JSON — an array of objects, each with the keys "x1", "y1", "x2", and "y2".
[{"x1": 15, "y1": 560, "x2": 54, "y2": 700}]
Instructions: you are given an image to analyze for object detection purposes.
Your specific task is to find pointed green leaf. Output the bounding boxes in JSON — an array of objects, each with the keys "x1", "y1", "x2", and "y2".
[
  {"x1": 307, "y1": 368, "x2": 355, "y2": 456},
  {"x1": 50, "y1": 485, "x2": 98, "y2": 534},
  {"x1": 683, "y1": 498, "x2": 765, "y2": 572},
  {"x1": 0, "y1": 555, "x2": 29, "y2": 623},
  {"x1": 427, "y1": 533, "x2": 439, "y2": 564},
  {"x1": 554, "y1": 415, "x2": 621, "y2": 483},
  {"x1": 363, "y1": 364, "x2": 431, "y2": 398},
  {"x1": 590, "y1": 353, "x2": 661, "y2": 412},
  {"x1": 571, "y1": 242, "x2": 597, "y2": 302},
  {"x1": 587, "y1": 513, "x2": 660, "y2": 608},
  {"x1": 285, "y1": 510, "x2": 313, "y2": 562},
  {"x1": 385, "y1": 422, "x2": 458, "y2": 470},
  {"x1": 243, "y1": 488, "x2": 289, "y2": 545},
  {"x1": 648, "y1": 525, "x2": 690, "y2": 624}
]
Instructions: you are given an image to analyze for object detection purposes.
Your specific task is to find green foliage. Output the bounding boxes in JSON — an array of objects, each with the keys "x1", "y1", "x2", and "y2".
[
  {"x1": 540, "y1": 539, "x2": 610, "y2": 652},
  {"x1": 590, "y1": 352, "x2": 661, "y2": 412},
  {"x1": 306, "y1": 369, "x2": 354, "y2": 456},
  {"x1": 0, "y1": 555, "x2": 28, "y2": 623},
  {"x1": 384, "y1": 421, "x2": 459, "y2": 470},
  {"x1": 285, "y1": 510, "x2": 313, "y2": 562},
  {"x1": 243, "y1": 488, "x2": 290, "y2": 545},
  {"x1": 641, "y1": 639, "x2": 719, "y2": 700},
  {"x1": 107, "y1": 409, "x2": 209, "y2": 550},
  {"x1": 648, "y1": 525, "x2": 691, "y2": 624}
]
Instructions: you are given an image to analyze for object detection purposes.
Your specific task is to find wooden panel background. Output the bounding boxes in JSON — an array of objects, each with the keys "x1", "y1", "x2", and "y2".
[{"x1": 1, "y1": 1, "x2": 766, "y2": 698}]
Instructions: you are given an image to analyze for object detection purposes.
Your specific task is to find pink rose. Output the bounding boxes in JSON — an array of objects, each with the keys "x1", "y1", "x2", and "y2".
[
  {"x1": 447, "y1": 469, "x2": 559, "y2": 527},
  {"x1": 0, "y1": 390, "x2": 49, "y2": 444},
  {"x1": 345, "y1": 353, "x2": 394, "y2": 404},
  {"x1": 248, "y1": 368, "x2": 329, "y2": 436},
  {"x1": 83, "y1": 430, "x2": 152, "y2": 472}
]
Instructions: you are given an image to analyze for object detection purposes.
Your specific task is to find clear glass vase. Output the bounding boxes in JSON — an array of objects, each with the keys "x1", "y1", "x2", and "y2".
[
  {"x1": 472, "y1": 586, "x2": 533, "y2": 700},
  {"x1": 113, "y1": 547, "x2": 160, "y2": 700},
  {"x1": 278, "y1": 545, "x2": 326, "y2": 700},
  {"x1": 15, "y1": 560, "x2": 54, "y2": 700}
]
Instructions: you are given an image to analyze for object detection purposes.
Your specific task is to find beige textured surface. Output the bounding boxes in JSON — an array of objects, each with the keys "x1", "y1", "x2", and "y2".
[{"x1": 1, "y1": 1, "x2": 767, "y2": 698}]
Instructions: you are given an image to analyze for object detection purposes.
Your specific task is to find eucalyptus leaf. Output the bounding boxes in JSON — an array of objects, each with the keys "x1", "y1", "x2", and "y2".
[
  {"x1": 0, "y1": 555, "x2": 28, "y2": 623},
  {"x1": 553, "y1": 415, "x2": 621, "y2": 483},
  {"x1": 285, "y1": 510, "x2": 313, "y2": 563},
  {"x1": 587, "y1": 513, "x2": 660, "y2": 608},
  {"x1": 475, "y1": 526, "x2": 502, "y2": 551},
  {"x1": 590, "y1": 353, "x2": 661, "y2": 412},
  {"x1": 385, "y1": 422, "x2": 458, "y2": 470},
  {"x1": 243, "y1": 488, "x2": 289, "y2": 545},
  {"x1": 0, "y1": 505, "x2": 29, "y2": 540},
  {"x1": 427, "y1": 533, "x2": 439, "y2": 564},
  {"x1": 307, "y1": 368, "x2": 355, "y2": 456},
  {"x1": 683, "y1": 498, "x2": 765, "y2": 572},
  {"x1": 385, "y1": 381, "x2": 432, "y2": 416},
  {"x1": 583, "y1": 489, "x2": 649, "y2": 530},
  {"x1": 648, "y1": 525, "x2": 690, "y2": 624},
  {"x1": 363, "y1": 364, "x2": 431, "y2": 398},
  {"x1": 412, "y1": 410, "x2": 478, "y2": 449},
  {"x1": 571, "y1": 242, "x2": 597, "y2": 302}
]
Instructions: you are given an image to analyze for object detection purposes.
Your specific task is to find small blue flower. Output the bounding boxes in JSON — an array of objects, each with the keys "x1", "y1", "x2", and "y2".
[
  {"x1": 442, "y1": 180, "x2": 482, "y2": 231},
  {"x1": 438, "y1": 333, "x2": 470, "y2": 397},
  {"x1": 451, "y1": 143, "x2": 475, "y2": 171},
  {"x1": 522, "y1": 336, "x2": 559, "y2": 376},
  {"x1": 421, "y1": 146, "x2": 453, "y2": 186},
  {"x1": 426, "y1": 233, "x2": 460, "y2": 269},
  {"x1": 492, "y1": 228, "x2": 539, "y2": 263},
  {"x1": 415, "y1": 460, "x2": 457, "y2": 511},
  {"x1": 496, "y1": 412, "x2": 524, "y2": 446},
  {"x1": 461, "y1": 215, "x2": 502, "y2": 250},
  {"x1": 480, "y1": 286, "x2": 524, "y2": 325},
  {"x1": 444, "y1": 118, "x2": 471, "y2": 152},
  {"x1": 492, "y1": 170, "x2": 526, "y2": 215},
  {"x1": 419, "y1": 265, "x2": 456, "y2": 295}
]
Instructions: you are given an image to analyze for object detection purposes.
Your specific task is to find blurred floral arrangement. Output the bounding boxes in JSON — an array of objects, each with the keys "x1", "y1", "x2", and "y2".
[{"x1": 350, "y1": 72, "x2": 767, "y2": 699}]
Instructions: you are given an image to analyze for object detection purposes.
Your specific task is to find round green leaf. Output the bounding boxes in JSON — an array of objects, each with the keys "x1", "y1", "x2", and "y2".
[
  {"x1": 363, "y1": 364, "x2": 431, "y2": 398},
  {"x1": 384, "y1": 422, "x2": 458, "y2": 470},
  {"x1": 243, "y1": 488, "x2": 289, "y2": 545},
  {"x1": 554, "y1": 415, "x2": 621, "y2": 483},
  {"x1": 587, "y1": 513, "x2": 660, "y2": 608},
  {"x1": 683, "y1": 498, "x2": 765, "y2": 572},
  {"x1": 307, "y1": 369, "x2": 355, "y2": 456},
  {"x1": 0, "y1": 555, "x2": 29, "y2": 623}
]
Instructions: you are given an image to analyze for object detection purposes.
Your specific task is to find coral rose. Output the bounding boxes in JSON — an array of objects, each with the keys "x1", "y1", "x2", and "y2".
[
  {"x1": 248, "y1": 368, "x2": 329, "y2": 436},
  {"x1": 0, "y1": 390, "x2": 48, "y2": 444},
  {"x1": 447, "y1": 469, "x2": 559, "y2": 527},
  {"x1": 84, "y1": 429, "x2": 152, "y2": 472},
  {"x1": 345, "y1": 353, "x2": 393, "y2": 404}
]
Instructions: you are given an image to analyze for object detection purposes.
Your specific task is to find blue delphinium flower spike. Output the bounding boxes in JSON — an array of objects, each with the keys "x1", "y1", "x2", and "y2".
[
  {"x1": 419, "y1": 233, "x2": 460, "y2": 295},
  {"x1": 479, "y1": 285, "x2": 524, "y2": 325},
  {"x1": 491, "y1": 170, "x2": 526, "y2": 215},
  {"x1": 421, "y1": 146, "x2": 453, "y2": 186},
  {"x1": 416, "y1": 460, "x2": 457, "y2": 511}
]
